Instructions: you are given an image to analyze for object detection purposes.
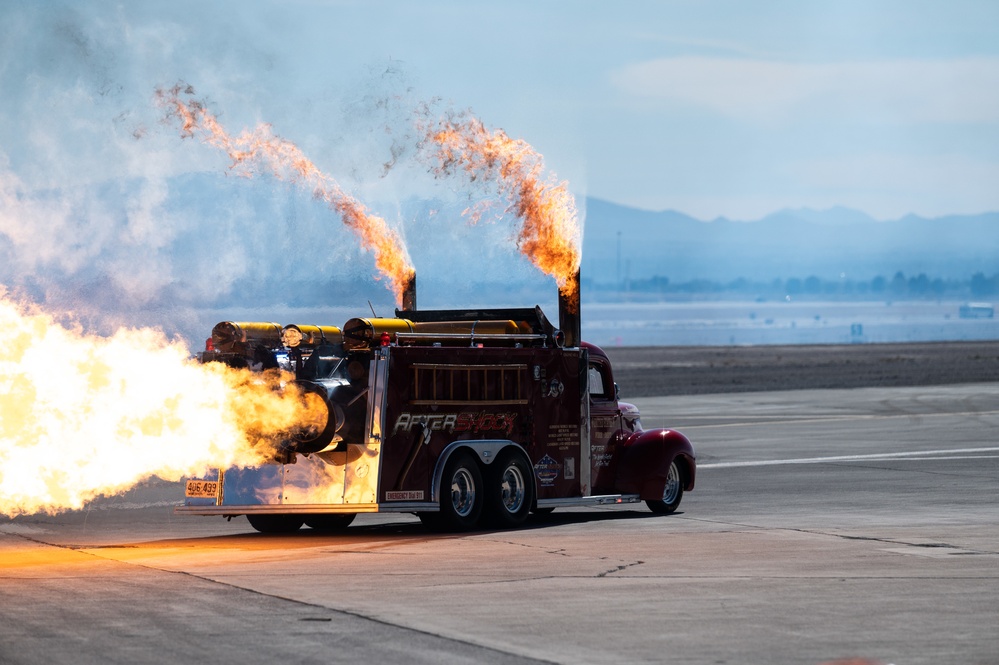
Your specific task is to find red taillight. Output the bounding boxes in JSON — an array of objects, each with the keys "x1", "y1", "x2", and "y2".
[
  {"x1": 205, "y1": 337, "x2": 214, "y2": 352},
  {"x1": 380, "y1": 331, "x2": 391, "y2": 347}
]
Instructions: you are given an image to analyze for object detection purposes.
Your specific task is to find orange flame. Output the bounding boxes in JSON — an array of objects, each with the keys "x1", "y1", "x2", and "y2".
[
  {"x1": 424, "y1": 112, "x2": 581, "y2": 306},
  {"x1": 0, "y1": 294, "x2": 315, "y2": 517},
  {"x1": 157, "y1": 84, "x2": 415, "y2": 305}
]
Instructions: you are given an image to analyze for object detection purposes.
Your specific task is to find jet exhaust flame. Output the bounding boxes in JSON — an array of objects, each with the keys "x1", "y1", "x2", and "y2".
[
  {"x1": 422, "y1": 111, "x2": 582, "y2": 308},
  {"x1": 157, "y1": 83, "x2": 416, "y2": 305},
  {"x1": 0, "y1": 294, "x2": 319, "y2": 517}
]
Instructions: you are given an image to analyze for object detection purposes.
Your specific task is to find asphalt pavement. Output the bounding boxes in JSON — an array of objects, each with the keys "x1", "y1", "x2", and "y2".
[{"x1": 2, "y1": 382, "x2": 997, "y2": 665}]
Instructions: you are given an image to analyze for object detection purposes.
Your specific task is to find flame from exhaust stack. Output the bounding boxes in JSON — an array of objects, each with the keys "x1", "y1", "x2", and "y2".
[
  {"x1": 0, "y1": 295, "x2": 316, "y2": 517},
  {"x1": 157, "y1": 83, "x2": 415, "y2": 305},
  {"x1": 423, "y1": 112, "x2": 581, "y2": 307}
]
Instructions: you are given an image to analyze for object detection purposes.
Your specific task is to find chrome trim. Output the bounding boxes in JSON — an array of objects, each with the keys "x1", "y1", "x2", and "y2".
[
  {"x1": 175, "y1": 504, "x2": 379, "y2": 515},
  {"x1": 368, "y1": 349, "x2": 390, "y2": 447},
  {"x1": 395, "y1": 332, "x2": 546, "y2": 344},
  {"x1": 448, "y1": 465, "x2": 478, "y2": 518},
  {"x1": 342, "y1": 349, "x2": 389, "y2": 506},
  {"x1": 498, "y1": 460, "x2": 527, "y2": 514},
  {"x1": 662, "y1": 460, "x2": 681, "y2": 504},
  {"x1": 174, "y1": 502, "x2": 440, "y2": 516},
  {"x1": 535, "y1": 494, "x2": 643, "y2": 508}
]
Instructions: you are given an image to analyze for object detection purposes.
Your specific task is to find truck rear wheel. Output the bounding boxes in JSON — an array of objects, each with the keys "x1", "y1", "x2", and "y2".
[
  {"x1": 304, "y1": 514, "x2": 356, "y2": 531},
  {"x1": 423, "y1": 450, "x2": 483, "y2": 532},
  {"x1": 645, "y1": 460, "x2": 684, "y2": 514},
  {"x1": 246, "y1": 514, "x2": 304, "y2": 533},
  {"x1": 484, "y1": 449, "x2": 534, "y2": 528}
]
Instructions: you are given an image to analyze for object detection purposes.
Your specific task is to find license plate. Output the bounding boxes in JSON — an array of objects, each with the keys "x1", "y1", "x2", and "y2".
[{"x1": 185, "y1": 480, "x2": 220, "y2": 499}]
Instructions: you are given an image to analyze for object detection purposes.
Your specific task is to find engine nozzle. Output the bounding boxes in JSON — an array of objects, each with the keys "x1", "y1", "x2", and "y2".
[{"x1": 285, "y1": 380, "x2": 346, "y2": 454}]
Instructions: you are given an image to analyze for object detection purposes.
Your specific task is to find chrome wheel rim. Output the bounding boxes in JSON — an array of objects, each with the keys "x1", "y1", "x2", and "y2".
[
  {"x1": 662, "y1": 461, "x2": 681, "y2": 505},
  {"x1": 450, "y1": 467, "x2": 477, "y2": 518},
  {"x1": 500, "y1": 463, "x2": 526, "y2": 514}
]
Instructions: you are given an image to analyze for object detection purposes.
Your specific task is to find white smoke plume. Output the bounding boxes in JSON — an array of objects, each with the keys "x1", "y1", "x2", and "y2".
[{"x1": 0, "y1": 4, "x2": 571, "y2": 347}]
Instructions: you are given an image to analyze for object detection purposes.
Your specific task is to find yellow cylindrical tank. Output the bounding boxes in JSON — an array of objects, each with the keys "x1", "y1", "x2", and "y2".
[
  {"x1": 341, "y1": 318, "x2": 415, "y2": 350},
  {"x1": 211, "y1": 321, "x2": 282, "y2": 353}
]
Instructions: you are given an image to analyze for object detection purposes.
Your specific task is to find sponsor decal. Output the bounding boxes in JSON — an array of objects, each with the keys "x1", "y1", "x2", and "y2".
[
  {"x1": 385, "y1": 490, "x2": 425, "y2": 501},
  {"x1": 534, "y1": 454, "x2": 560, "y2": 486},
  {"x1": 545, "y1": 378, "x2": 564, "y2": 398},
  {"x1": 592, "y1": 452, "x2": 613, "y2": 469},
  {"x1": 392, "y1": 411, "x2": 517, "y2": 436},
  {"x1": 547, "y1": 423, "x2": 580, "y2": 449}
]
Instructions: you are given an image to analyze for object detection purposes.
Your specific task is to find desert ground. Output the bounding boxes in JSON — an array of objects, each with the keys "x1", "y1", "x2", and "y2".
[{"x1": 605, "y1": 340, "x2": 999, "y2": 397}]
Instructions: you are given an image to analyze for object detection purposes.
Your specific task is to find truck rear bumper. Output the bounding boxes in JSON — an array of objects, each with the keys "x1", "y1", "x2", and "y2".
[
  {"x1": 175, "y1": 494, "x2": 646, "y2": 516},
  {"x1": 174, "y1": 502, "x2": 439, "y2": 516}
]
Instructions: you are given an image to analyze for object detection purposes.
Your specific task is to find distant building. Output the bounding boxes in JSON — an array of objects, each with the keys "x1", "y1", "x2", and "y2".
[{"x1": 959, "y1": 302, "x2": 995, "y2": 319}]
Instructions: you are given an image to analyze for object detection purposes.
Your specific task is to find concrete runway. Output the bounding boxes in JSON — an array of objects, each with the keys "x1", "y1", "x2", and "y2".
[{"x1": 2, "y1": 383, "x2": 997, "y2": 665}]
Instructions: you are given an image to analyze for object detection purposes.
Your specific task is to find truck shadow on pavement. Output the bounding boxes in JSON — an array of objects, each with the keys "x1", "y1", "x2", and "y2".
[
  {"x1": 519, "y1": 508, "x2": 685, "y2": 530},
  {"x1": 125, "y1": 509, "x2": 685, "y2": 550}
]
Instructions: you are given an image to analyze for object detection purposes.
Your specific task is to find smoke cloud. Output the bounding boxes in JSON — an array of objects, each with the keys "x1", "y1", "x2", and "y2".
[{"x1": 0, "y1": 3, "x2": 570, "y2": 347}]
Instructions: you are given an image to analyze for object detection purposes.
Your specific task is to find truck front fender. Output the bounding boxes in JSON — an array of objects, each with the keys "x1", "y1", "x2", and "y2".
[{"x1": 615, "y1": 429, "x2": 696, "y2": 500}]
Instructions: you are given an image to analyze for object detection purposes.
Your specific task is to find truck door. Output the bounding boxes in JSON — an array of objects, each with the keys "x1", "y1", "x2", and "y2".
[{"x1": 588, "y1": 357, "x2": 622, "y2": 494}]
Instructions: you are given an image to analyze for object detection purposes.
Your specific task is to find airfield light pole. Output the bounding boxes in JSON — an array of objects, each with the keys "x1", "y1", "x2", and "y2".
[{"x1": 616, "y1": 231, "x2": 621, "y2": 291}]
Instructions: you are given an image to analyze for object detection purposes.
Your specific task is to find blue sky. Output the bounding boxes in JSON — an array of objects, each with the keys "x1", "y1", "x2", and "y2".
[
  {"x1": 1, "y1": 0, "x2": 997, "y2": 341},
  {"x1": 2, "y1": 0, "x2": 997, "y2": 222}
]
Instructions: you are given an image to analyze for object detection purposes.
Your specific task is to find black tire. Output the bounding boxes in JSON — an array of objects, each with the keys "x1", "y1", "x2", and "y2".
[
  {"x1": 428, "y1": 450, "x2": 483, "y2": 532},
  {"x1": 483, "y1": 449, "x2": 534, "y2": 528},
  {"x1": 246, "y1": 514, "x2": 304, "y2": 533},
  {"x1": 646, "y1": 460, "x2": 684, "y2": 514},
  {"x1": 304, "y1": 514, "x2": 356, "y2": 531}
]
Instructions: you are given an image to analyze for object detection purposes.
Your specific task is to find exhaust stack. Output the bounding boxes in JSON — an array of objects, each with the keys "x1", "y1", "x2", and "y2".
[
  {"x1": 402, "y1": 273, "x2": 417, "y2": 312},
  {"x1": 558, "y1": 270, "x2": 581, "y2": 348}
]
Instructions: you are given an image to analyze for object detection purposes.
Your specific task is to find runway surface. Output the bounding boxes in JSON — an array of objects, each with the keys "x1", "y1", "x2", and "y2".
[{"x1": 2, "y1": 382, "x2": 997, "y2": 665}]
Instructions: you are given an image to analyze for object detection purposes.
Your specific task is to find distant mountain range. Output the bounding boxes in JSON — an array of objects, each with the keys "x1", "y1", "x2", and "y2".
[
  {"x1": 7, "y1": 170, "x2": 997, "y2": 347},
  {"x1": 581, "y1": 199, "x2": 999, "y2": 284}
]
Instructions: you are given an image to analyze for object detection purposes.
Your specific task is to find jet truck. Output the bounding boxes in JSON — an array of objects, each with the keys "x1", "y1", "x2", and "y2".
[{"x1": 178, "y1": 279, "x2": 696, "y2": 532}]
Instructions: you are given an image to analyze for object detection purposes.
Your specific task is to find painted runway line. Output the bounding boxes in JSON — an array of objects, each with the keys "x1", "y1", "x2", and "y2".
[{"x1": 699, "y1": 446, "x2": 999, "y2": 469}]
